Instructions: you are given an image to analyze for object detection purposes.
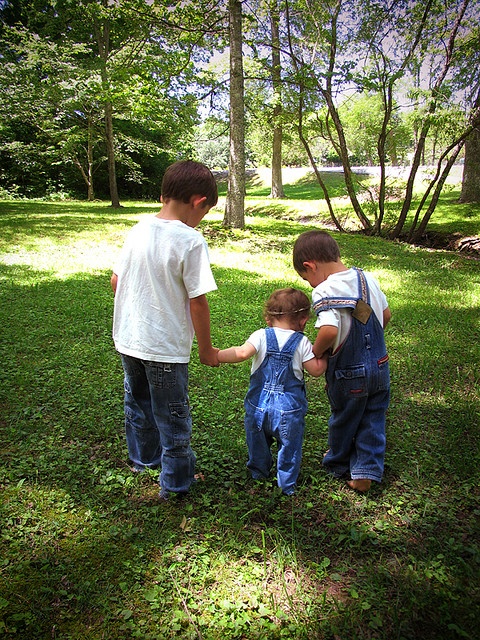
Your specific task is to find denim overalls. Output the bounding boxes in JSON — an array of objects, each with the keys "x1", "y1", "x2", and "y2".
[
  {"x1": 244, "y1": 328, "x2": 307, "y2": 495},
  {"x1": 315, "y1": 268, "x2": 390, "y2": 483}
]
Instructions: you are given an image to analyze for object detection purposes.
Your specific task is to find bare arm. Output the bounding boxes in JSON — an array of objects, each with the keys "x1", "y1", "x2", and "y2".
[
  {"x1": 218, "y1": 342, "x2": 257, "y2": 364},
  {"x1": 190, "y1": 294, "x2": 219, "y2": 367},
  {"x1": 111, "y1": 272, "x2": 118, "y2": 294},
  {"x1": 303, "y1": 355, "x2": 328, "y2": 377},
  {"x1": 313, "y1": 325, "x2": 338, "y2": 358},
  {"x1": 383, "y1": 306, "x2": 391, "y2": 327}
]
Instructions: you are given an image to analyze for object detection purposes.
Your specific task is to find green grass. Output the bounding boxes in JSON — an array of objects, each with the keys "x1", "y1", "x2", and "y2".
[
  {"x1": 0, "y1": 185, "x2": 479, "y2": 639},
  {"x1": 217, "y1": 167, "x2": 480, "y2": 239}
]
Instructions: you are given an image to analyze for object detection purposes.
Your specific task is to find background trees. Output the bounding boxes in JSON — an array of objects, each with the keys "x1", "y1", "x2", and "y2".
[
  {"x1": 0, "y1": 0, "x2": 219, "y2": 203},
  {"x1": 276, "y1": 0, "x2": 479, "y2": 236},
  {"x1": 0, "y1": 0, "x2": 478, "y2": 238}
]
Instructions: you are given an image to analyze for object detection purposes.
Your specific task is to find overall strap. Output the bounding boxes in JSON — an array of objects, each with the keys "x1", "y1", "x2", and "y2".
[
  {"x1": 354, "y1": 267, "x2": 370, "y2": 305},
  {"x1": 280, "y1": 330, "x2": 304, "y2": 357},
  {"x1": 312, "y1": 267, "x2": 370, "y2": 316},
  {"x1": 352, "y1": 268, "x2": 373, "y2": 324},
  {"x1": 265, "y1": 327, "x2": 303, "y2": 358},
  {"x1": 265, "y1": 327, "x2": 280, "y2": 353}
]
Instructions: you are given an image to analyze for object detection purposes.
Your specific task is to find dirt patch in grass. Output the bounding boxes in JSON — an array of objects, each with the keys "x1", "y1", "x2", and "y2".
[{"x1": 411, "y1": 231, "x2": 480, "y2": 258}]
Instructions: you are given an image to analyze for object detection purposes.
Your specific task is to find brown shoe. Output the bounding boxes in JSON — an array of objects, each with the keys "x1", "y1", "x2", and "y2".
[{"x1": 347, "y1": 479, "x2": 372, "y2": 492}]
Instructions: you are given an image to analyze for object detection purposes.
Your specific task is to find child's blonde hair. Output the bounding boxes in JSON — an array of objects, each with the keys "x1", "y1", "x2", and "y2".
[{"x1": 264, "y1": 288, "x2": 311, "y2": 331}]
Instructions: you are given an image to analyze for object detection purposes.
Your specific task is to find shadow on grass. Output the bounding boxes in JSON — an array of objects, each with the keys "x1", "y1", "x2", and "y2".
[{"x1": 0, "y1": 254, "x2": 479, "y2": 638}]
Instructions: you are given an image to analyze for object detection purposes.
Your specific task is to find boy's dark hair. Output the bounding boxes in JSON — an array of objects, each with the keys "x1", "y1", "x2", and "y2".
[
  {"x1": 264, "y1": 288, "x2": 311, "y2": 330},
  {"x1": 161, "y1": 160, "x2": 218, "y2": 208},
  {"x1": 293, "y1": 230, "x2": 341, "y2": 273}
]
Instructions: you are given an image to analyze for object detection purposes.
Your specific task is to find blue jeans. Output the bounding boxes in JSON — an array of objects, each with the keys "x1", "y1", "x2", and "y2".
[
  {"x1": 121, "y1": 355, "x2": 196, "y2": 496},
  {"x1": 323, "y1": 381, "x2": 389, "y2": 482}
]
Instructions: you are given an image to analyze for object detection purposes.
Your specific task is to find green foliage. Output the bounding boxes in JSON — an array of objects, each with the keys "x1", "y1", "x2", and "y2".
[
  {"x1": 0, "y1": 191, "x2": 479, "y2": 639},
  {"x1": 339, "y1": 93, "x2": 413, "y2": 166},
  {"x1": 195, "y1": 118, "x2": 230, "y2": 170},
  {"x1": 0, "y1": 0, "x2": 221, "y2": 200}
]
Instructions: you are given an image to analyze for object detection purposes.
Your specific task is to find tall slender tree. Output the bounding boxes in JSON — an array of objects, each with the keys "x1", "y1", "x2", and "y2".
[
  {"x1": 91, "y1": 1, "x2": 120, "y2": 207},
  {"x1": 269, "y1": 0, "x2": 285, "y2": 198},
  {"x1": 458, "y1": 28, "x2": 480, "y2": 205},
  {"x1": 224, "y1": 0, "x2": 245, "y2": 228},
  {"x1": 391, "y1": 0, "x2": 471, "y2": 238}
]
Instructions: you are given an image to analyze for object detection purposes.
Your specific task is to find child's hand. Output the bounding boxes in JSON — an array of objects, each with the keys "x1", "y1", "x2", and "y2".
[
  {"x1": 304, "y1": 354, "x2": 328, "y2": 377},
  {"x1": 199, "y1": 347, "x2": 220, "y2": 367}
]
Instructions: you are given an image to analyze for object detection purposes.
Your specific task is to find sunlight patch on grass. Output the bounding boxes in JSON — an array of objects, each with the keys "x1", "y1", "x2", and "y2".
[
  {"x1": 211, "y1": 247, "x2": 292, "y2": 281},
  {"x1": 1, "y1": 238, "x2": 120, "y2": 277},
  {"x1": 141, "y1": 526, "x2": 333, "y2": 636}
]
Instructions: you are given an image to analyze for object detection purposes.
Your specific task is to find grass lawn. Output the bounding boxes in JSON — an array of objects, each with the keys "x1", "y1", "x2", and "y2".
[{"x1": 0, "y1": 173, "x2": 479, "y2": 639}]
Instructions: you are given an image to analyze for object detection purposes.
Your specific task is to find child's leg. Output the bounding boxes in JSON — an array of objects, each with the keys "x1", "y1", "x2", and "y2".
[
  {"x1": 244, "y1": 413, "x2": 273, "y2": 480},
  {"x1": 349, "y1": 387, "x2": 389, "y2": 483},
  {"x1": 275, "y1": 409, "x2": 305, "y2": 495},
  {"x1": 323, "y1": 389, "x2": 367, "y2": 479},
  {"x1": 121, "y1": 354, "x2": 162, "y2": 470},
  {"x1": 145, "y1": 361, "x2": 196, "y2": 496}
]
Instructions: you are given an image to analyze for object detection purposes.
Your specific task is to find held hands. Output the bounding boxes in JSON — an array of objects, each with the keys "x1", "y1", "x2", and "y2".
[{"x1": 199, "y1": 346, "x2": 220, "y2": 367}]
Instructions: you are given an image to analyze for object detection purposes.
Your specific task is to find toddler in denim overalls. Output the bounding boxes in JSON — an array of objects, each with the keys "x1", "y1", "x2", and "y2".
[
  {"x1": 218, "y1": 288, "x2": 327, "y2": 495},
  {"x1": 293, "y1": 230, "x2": 391, "y2": 492}
]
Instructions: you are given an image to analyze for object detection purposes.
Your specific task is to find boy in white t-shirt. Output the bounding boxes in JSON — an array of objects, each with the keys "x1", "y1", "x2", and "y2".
[
  {"x1": 218, "y1": 288, "x2": 327, "y2": 495},
  {"x1": 293, "y1": 230, "x2": 391, "y2": 492},
  {"x1": 111, "y1": 160, "x2": 219, "y2": 500}
]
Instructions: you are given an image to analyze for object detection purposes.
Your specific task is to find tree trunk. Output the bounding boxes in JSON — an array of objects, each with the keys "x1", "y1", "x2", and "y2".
[
  {"x1": 73, "y1": 117, "x2": 95, "y2": 201},
  {"x1": 224, "y1": 0, "x2": 245, "y2": 228},
  {"x1": 94, "y1": 10, "x2": 121, "y2": 208},
  {"x1": 319, "y1": 2, "x2": 371, "y2": 231},
  {"x1": 412, "y1": 144, "x2": 463, "y2": 241},
  {"x1": 297, "y1": 91, "x2": 343, "y2": 232},
  {"x1": 87, "y1": 119, "x2": 95, "y2": 201},
  {"x1": 269, "y1": 0, "x2": 285, "y2": 199},
  {"x1": 459, "y1": 114, "x2": 480, "y2": 203},
  {"x1": 104, "y1": 101, "x2": 120, "y2": 208},
  {"x1": 73, "y1": 156, "x2": 94, "y2": 201},
  {"x1": 407, "y1": 130, "x2": 471, "y2": 241}
]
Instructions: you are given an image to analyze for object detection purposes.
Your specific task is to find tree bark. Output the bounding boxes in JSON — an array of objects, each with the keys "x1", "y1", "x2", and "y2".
[
  {"x1": 87, "y1": 117, "x2": 95, "y2": 201},
  {"x1": 104, "y1": 101, "x2": 120, "y2": 208},
  {"x1": 269, "y1": 0, "x2": 285, "y2": 199},
  {"x1": 224, "y1": 0, "x2": 245, "y2": 228},
  {"x1": 412, "y1": 143, "x2": 463, "y2": 241},
  {"x1": 459, "y1": 129, "x2": 480, "y2": 203},
  {"x1": 94, "y1": 10, "x2": 121, "y2": 208},
  {"x1": 459, "y1": 88, "x2": 480, "y2": 203},
  {"x1": 297, "y1": 91, "x2": 343, "y2": 232}
]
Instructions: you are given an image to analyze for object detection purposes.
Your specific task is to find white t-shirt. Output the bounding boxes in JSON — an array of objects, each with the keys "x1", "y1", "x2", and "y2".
[
  {"x1": 313, "y1": 268, "x2": 388, "y2": 353},
  {"x1": 246, "y1": 327, "x2": 315, "y2": 380},
  {"x1": 112, "y1": 217, "x2": 217, "y2": 362}
]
